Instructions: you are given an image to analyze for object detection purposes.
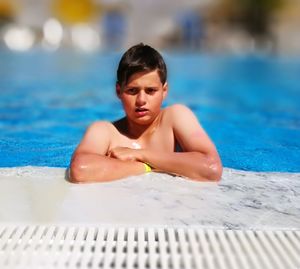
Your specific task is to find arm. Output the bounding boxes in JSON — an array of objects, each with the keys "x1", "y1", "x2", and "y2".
[
  {"x1": 149, "y1": 105, "x2": 222, "y2": 181},
  {"x1": 69, "y1": 121, "x2": 145, "y2": 183},
  {"x1": 110, "y1": 105, "x2": 222, "y2": 181},
  {"x1": 141, "y1": 151, "x2": 220, "y2": 181},
  {"x1": 70, "y1": 153, "x2": 145, "y2": 183}
]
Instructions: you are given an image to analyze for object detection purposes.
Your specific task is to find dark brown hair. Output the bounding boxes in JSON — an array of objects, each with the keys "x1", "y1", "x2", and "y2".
[{"x1": 117, "y1": 43, "x2": 167, "y2": 87}]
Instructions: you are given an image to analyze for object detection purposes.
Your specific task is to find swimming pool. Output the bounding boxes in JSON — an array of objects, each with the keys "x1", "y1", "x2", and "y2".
[
  {"x1": 0, "y1": 50, "x2": 300, "y2": 263},
  {"x1": 0, "y1": 50, "x2": 299, "y2": 172}
]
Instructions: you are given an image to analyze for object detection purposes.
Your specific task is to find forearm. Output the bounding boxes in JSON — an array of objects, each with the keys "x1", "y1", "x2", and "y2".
[
  {"x1": 69, "y1": 153, "x2": 145, "y2": 183},
  {"x1": 141, "y1": 150, "x2": 222, "y2": 181}
]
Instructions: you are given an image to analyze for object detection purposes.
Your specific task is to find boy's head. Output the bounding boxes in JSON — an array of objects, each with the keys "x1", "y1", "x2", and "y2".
[{"x1": 117, "y1": 43, "x2": 167, "y2": 88}]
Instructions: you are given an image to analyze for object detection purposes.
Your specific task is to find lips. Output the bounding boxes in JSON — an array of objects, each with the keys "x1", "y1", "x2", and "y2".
[
  {"x1": 135, "y1": 107, "x2": 149, "y2": 116},
  {"x1": 135, "y1": 107, "x2": 148, "y2": 112}
]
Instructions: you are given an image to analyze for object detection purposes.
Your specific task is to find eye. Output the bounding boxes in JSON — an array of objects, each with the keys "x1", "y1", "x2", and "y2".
[
  {"x1": 125, "y1": 88, "x2": 138, "y2": 95},
  {"x1": 146, "y1": 88, "x2": 157, "y2": 95}
]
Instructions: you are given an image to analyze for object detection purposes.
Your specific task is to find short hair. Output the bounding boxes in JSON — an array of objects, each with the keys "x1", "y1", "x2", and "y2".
[{"x1": 117, "y1": 43, "x2": 167, "y2": 87}]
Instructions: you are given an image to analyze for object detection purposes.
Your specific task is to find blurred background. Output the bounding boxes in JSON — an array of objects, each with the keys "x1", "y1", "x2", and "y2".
[{"x1": 0, "y1": 0, "x2": 300, "y2": 54}]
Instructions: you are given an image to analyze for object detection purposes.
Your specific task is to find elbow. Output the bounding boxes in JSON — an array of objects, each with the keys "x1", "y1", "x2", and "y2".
[
  {"x1": 194, "y1": 155, "x2": 223, "y2": 182},
  {"x1": 69, "y1": 154, "x2": 90, "y2": 183},
  {"x1": 207, "y1": 155, "x2": 223, "y2": 181},
  {"x1": 208, "y1": 159, "x2": 223, "y2": 182}
]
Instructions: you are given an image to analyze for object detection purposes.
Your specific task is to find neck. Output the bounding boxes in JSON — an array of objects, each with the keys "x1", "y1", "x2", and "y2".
[{"x1": 126, "y1": 114, "x2": 161, "y2": 139}]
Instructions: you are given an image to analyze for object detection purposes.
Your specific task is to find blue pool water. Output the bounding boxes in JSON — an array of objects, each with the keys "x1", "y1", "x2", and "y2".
[{"x1": 0, "y1": 50, "x2": 299, "y2": 172}]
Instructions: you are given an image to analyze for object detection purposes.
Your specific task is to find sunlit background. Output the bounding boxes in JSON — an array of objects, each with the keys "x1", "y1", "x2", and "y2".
[
  {"x1": 0, "y1": 0, "x2": 300, "y2": 53},
  {"x1": 0, "y1": 0, "x2": 300, "y2": 172}
]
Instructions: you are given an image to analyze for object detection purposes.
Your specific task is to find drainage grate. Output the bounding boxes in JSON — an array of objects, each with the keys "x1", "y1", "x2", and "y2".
[{"x1": 0, "y1": 225, "x2": 299, "y2": 269}]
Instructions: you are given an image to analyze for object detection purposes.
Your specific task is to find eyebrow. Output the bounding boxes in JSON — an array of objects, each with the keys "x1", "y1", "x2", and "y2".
[{"x1": 125, "y1": 86, "x2": 159, "y2": 89}]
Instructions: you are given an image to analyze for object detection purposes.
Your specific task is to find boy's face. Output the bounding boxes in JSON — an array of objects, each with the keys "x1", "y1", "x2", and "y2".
[{"x1": 116, "y1": 69, "x2": 168, "y2": 125}]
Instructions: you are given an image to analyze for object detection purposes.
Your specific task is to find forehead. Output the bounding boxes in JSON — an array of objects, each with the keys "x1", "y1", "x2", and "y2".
[{"x1": 126, "y1": 70, "x2": 162, "y2": 87}]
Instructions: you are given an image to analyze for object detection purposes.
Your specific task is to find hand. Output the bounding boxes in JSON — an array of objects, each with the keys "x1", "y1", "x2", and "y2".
[{"x1": 108, "y1": 147, "x2": 143, "y2": 162}]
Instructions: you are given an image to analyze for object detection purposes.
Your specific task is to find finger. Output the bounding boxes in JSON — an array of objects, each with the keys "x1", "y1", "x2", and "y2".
[
  {"x1": 107, "y1": 150, "x2": 114, "y2": 157},
  {"x1": 108, "y1": 150, "x2": 118, "y2": 158}
]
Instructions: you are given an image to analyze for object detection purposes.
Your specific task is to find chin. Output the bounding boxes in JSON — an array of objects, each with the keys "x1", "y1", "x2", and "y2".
[
  {"x1": 133, "y1": 116, "x2": 154, "y2": 125},
  {"x1": 134, "y1": 118, "x2": 152, "y2": 125}
]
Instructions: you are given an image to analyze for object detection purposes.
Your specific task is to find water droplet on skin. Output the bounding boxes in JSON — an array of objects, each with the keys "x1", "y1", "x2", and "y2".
[{"x1": 132, "y1": 142, "x2": 141, "y2": 149}]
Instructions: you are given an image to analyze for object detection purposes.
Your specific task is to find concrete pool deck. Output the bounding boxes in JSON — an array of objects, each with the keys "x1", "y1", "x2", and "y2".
[{"x1": 0, "y1": 167, "x2": 299, "y2": 230}]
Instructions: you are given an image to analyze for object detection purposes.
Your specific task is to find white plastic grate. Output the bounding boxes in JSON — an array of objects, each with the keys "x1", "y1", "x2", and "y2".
[{"x1": 0, "y1": 225, "x2": 299, "y2": 269}]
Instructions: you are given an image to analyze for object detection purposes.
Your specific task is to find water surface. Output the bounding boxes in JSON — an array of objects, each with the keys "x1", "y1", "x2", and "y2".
[{"x1": 0, "y1": 50, "x2": 299, "y2": 172}]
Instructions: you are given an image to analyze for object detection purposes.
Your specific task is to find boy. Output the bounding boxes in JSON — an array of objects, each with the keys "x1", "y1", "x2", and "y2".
[{"x1": 69, "y1": 43, "x2": 222, "y2": 183}]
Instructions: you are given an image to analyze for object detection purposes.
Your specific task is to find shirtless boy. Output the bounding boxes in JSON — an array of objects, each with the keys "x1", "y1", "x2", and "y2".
[{"x1": 69, "y1": 43, "x2": 222, "y2": 183}]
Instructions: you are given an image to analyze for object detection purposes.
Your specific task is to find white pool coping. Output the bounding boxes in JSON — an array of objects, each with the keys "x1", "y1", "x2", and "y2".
[{"x1": 0, "y1": 166, "x2": 299, "y2": 230}]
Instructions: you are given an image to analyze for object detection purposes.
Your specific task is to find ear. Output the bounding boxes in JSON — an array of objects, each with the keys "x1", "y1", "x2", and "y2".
[
  {"x1": 116, "y1": 83, "x2": 122, "y2": 99},
  {"x1": 162, "y1": 82, "x2": 168, "y2": 100}
]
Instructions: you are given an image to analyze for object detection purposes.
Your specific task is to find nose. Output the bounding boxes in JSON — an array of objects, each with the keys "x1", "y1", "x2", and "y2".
[{"x1": 136, "y1": 90, "x2": 146, "y2": 106}]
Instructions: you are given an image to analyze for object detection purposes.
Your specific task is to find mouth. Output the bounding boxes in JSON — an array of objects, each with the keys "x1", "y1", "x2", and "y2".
[
  {"x1": 135, "y1": 107, "x2": 148, "y2": 112},
  {"x1": 135, "y1": 107, "x2": 149, "y2": 116}
]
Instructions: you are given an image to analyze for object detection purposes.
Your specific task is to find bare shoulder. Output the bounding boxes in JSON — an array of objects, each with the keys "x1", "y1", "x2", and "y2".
[
  {"x1": 163, "y1": 104, "x2": 198, "y2": 125},
  {"x1": 164, "y1": 104, "x2": 216, "y2": 153},
  {"x1": 75, "y1": 121, "x2": 114, "y2": 155},
  {"x1": 86, "y1": 120, "x2": 113, "y2": 134},
  {"x1": 164, "y1": 103, "x2": 194, "y2": 114}
]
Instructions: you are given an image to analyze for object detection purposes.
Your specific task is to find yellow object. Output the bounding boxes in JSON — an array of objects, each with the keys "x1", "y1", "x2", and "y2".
[
  {"x1": 144, "y1": 163, "x2": 152, "y2": 173},
  {"x1": 0, "y1": 0, "x2": 16, "y2": 17},
  {"x1": 52, "y1": 0, "x2": 97, "y2": 24}
]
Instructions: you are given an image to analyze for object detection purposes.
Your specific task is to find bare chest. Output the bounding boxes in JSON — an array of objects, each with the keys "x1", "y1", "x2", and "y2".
[{"x1": 109, "y1": 126, "x2": 175, "y2": 152}]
